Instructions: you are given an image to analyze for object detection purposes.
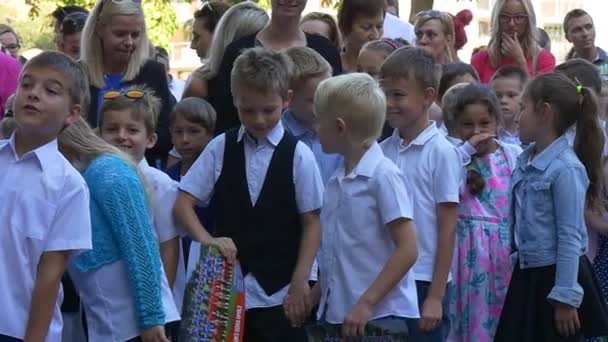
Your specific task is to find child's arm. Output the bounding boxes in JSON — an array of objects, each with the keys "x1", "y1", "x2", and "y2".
[
  {"x1": 343, "y1": 218, "x2": 418, "y2": 337},
  {"x1": 160, "y1": 237, "x2": 179, "y2": 287},
  {"x1": 24, "y1": 251, "x2": 70, "y2": 342},
  {"x1": 284, "y1": 209, "x2": 321, "y2": 327},
  {"x1": 173, "y1": 191, "x2": 237, "y2": 262},
  {"x1": 419, "y1": 203, "x2": 457, "y2": 332}
]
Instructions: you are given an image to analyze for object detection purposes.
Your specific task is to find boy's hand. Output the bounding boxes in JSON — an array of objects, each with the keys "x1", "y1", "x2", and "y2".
[
  {"x1": 342, "y1": 300, "x2": 373, "y2": 337},
  {"x1": 209, "y1": 237, "x2": 237, "y2": 263},
  {"x1": 554, "y1": 302, "x2": 580, "y2": 337},
  {"x1": 283, "y1": 281, "x2": 311, "y2": 327},
  {"x1": 419, "y1": 296, "x2": 442, "y2": 332},
  {"x1": 141, "y1": 325, "x2": 169, "y2": 342}
]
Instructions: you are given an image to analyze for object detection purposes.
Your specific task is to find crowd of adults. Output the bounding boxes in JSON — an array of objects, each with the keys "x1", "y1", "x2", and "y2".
[{"x1": 1, "y1": 0, "x2": 607, "y2": 161}]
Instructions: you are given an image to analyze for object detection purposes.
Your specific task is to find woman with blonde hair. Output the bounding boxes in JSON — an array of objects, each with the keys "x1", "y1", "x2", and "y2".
[
  {"x1": 80, "y1": 0, "x2": 173, "y2": 165},
  {"x1": 414, "y1": 10, "x2": 457, "y2": 64},
  {"x1": 59, "y1": 117, "x2": 179, "y2": 342},
  {"x1": 471, "y1": 0, "x2": 556, "y2": 83},
  {"x1": 182, "y1": 1, "x2": 269, "y2": 99}
]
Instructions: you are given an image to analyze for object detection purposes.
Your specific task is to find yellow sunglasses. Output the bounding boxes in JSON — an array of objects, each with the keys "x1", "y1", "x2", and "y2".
[{"x1": 103, "y1": 90, "x2": 145, "y2": 100}]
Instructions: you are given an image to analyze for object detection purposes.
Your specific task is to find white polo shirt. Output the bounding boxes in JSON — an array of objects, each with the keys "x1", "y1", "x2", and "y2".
[
  {"x1": 0, "y1": 136, "x2": 92, "y2": 341},
  {"x1": 318, "y1": 142, "x2": 419, "y2": 323},
  {"x1": 380, "y1": 123, "x2": 461, "y2": 282},
  {"x1": 138, "y1": 159, "x2": 185, "y2": 313},
  {"x1": 180, "y1": 121, "x2": 324, "y2": 309}
]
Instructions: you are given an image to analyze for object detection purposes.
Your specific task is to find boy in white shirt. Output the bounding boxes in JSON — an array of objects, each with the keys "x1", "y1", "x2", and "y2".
[
  {"x1": 380, "y1": 47, "x2": 461, "y2": 342},
  {"x1": 0, "y1": 51, "x2": 92, "y2": 341},
  {"x1": 98, "y1": 86, "x2": 181, "y2": 324},
  {"x1": 174, "y1": 48, "x2": 324, "y2": 341},
  {"x1": 313, "y1": 73, "x2": 419, "y2": 338}
]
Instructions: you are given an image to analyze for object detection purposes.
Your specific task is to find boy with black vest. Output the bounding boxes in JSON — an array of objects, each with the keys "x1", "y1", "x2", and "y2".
[{"x1": 174, "y1": 47, "x2": 323, "y2": 342}]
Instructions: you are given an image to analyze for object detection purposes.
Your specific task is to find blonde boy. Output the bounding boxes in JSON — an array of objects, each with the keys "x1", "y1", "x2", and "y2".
[
  {"x1": 313, "y1": 73, "x2": 418, "y2": 337},
  {"x1": 98, "y1": 86, "x2": 182, "y2": 322},
  {"x1": 174, "y1": 48, "x2": 323, "y2": 341},
  {"x1": 284, "y1": 46, "x2": 342, "y2": 184},
  {"x1": 380, "y1": 47, "x2": 460, "y2": 342}
]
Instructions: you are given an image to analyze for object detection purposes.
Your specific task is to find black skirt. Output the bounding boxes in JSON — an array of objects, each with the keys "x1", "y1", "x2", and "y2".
[{"x1": 495, "y1": 256, "x2": 608, "y2": 342}]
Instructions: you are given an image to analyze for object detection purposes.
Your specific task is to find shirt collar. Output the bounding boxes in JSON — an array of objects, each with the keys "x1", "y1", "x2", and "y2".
[
  {"x1": 346, "y1": 142, "x2": 384, "y2": 179},
  {"x1": 392, "y1": 121, "x2": 439, "y2": 148},
  {"x1": 137, "y1": 158, "x2": 150, "y2": 169},
  {"x1": 0, "y1": 133, "x2": 59, "y2": 171},
  {"x1": 237, "y1": 121, "x2": 284, "y2": 147},
  {"x1": 597, "y1": 47, "x2": 607, "y2": 63},
  {"x1": 519, "y1": 135, "x2": 569, "y2": 172},
  {"x1": 282, "y1": 111, "x2": 309, "y2": 138}
]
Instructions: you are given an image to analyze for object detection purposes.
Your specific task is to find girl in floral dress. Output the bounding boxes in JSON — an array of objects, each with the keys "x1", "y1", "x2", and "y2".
[{"x1": 444, "y1": 83, "x2": 522, "y2": 341}]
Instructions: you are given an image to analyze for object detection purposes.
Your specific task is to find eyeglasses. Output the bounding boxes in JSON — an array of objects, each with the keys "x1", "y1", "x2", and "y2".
[
  {"x1": 98, "y1": 0, "x2": 142, "y2": 17},
  {"x1": 103, "y1": 89, "x2": 145, "y2": 100},
  {"x1": 499, "y1": 13, "x2": 528, "y2": 25}
]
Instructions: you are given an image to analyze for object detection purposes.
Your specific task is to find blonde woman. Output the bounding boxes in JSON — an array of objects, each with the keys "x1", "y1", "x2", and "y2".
[
  {"x1": 414, "y1": 10, "x2": 457, "y2": 65},
  {"x1": 182, "y1": 1, "x2": 269, "y2": 100},
  {"x1": 59, "y1": 118, "x2": 179, "y2": 342},
  {"x1": 80, "y1": 0, "x2": 173, "y2": 165},
  {"x1": 471, "y1": 0, "x2": 556, "y2": 83}
]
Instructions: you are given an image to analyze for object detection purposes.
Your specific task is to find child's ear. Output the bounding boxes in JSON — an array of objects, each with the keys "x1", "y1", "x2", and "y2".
[
  {"x1": 423, "y1": 87, "x2": 437, "y2": 108},
  {"x1": 336, "y1": 117, "x2": 346, "y2": 135},
  {"x1": 146, "y1": 132, "x2": 158, "y2": 149},
  {"x1": 66, "y1": 104, "x2": 82, "y2": 125},
  {"x1": 283, "y1": 89, "x2": 294, "y2": 110},
  {"x1": 540, "y1": 102, "x2": 554, "y2": 123}
]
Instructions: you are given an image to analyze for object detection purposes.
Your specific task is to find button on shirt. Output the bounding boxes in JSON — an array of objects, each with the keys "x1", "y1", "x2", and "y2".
[
  {"x1": 180, "y1": 122, "x2": 324, "y2": 309},
  {"x1": 318, "y1": 142, "x2": 419, "y2": 323},
  {"x1": 0, "y1": 136, "x2": 92, "y2": 341},
  {"x1": 380, "y1": 123, "x2": 461, "y2": 282}
]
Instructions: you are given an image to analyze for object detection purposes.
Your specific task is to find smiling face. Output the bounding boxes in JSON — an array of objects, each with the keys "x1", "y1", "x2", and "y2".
[
  {"x1": 98, "y1": 14, "x2": 145, "y2": 69},
  {"x1": 456, "y1": 103, "x2": 498, "y2": 154},
  {"x1": 100, "y1": 108, "x2": 156, "y2": 162},
  {"x1": 271, "y1": 0, "x2": 307, "y2": 19},
  {"x1": 381, "y1": 76, "x2": 433, "y2": 131},
  {"x1": 13, "y1": 66, "x2": 80, "y2": 139},
  {"x1": 566, "y1": 14, "x2": 596, "y2": 51}
]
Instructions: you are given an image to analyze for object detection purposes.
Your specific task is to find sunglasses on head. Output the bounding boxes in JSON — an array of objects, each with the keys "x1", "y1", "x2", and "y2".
[
  {"x1": 199, "y1": 1, "x2": 213, "y2": 12},
  {"x1": 416, "y1": 9, "x2": 443, "y2": 19},
  {"x1": 61, "y1": 13, "x2": 88, "y2": 34},
  {"x1": 103, "y1": 89, "x2": 145, "y2": 100}
]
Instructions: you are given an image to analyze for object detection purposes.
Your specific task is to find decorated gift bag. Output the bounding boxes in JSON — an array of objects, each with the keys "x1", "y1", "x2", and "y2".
[
  {"x1": 179, "y1": 245, "x2": 246, "y2": 342},
  {"x1": 305, "y1": 317, "x2": 409, "y2": 342}
]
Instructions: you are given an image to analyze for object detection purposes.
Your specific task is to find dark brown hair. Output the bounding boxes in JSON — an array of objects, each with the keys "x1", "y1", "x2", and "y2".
[
  {"x1": 301, "y1": 12, "x2": 342, "y2": 49},
  {"x1": 525, "y1": 73, "x2": 605, "y2": 210},
  {"x1": 490, "y1": 65, "x2": 529, "y2": 88},
  {"x1": 338, "y1": 0, "x2": 386, "y2": 37},
  {"x1": 194, "y1": 1, "x2": 231, "y2": 33},
  {"x1": 438, "y1": 63, "x2": 480, "y2": 101},
  {"x1": 555, "y1": 58, "x2": 602, "y2": 93}
]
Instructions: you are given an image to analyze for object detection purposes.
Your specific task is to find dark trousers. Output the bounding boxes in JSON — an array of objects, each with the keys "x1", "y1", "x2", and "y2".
[
  {"x1": 406, "y1": 281, "x2": 451, "y2": 342},
  {"x1": 244, "y1": 305, "x2": 307, "y2": 342},
  {"x1": 0, "y1": 336, "x2": 22, "y2": 342}
]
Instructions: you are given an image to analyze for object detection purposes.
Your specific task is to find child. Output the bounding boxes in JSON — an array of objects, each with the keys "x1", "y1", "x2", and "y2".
[
  {"x1": 495, "y1": 73, "x2": 608, "y2": 341},
  {"x1": 174, "y1": 47, "x2": 324, "y2": 341},
  {"x1": 379, "y1": 47, "x2": 461, "y2": 342},
  {"x1": 284, "y1": 46, "x2": 342, "y2": 185},
  {"x1": 59, "y1": 117, "x2": 178, "y2": 342},
  {"x1": 490, "y1": 65, "x2": 528, "y2": 146},
  {"x1": 165, "y1": 97, "x2": 216, "y2": 296},
  {"x1": 97, "y1": 86, "x2": 181, "y2": 327},
  {"x1": 313, "y1": 72, "x2": 419, "y2": 337},
  {"x1": 0, "y1": 51, "x2": 92, "y2": 342},
  {"x1": 437, "y1": 63, "x2": 480, "y2": 135},
  {"x1": 443, "y1": 83, "x2": 522, "y2": 342},
  {"x1": 357, "y1": 38, "x2": 408, "y2": 81}
]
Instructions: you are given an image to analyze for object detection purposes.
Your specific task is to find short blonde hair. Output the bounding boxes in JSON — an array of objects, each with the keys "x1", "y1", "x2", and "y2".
[
  {"x1": 99, "y1": 85, "x2": 161, "y2": 136},
  {"x1": 170, "y1": 97, "x2": 217, "y2": 133},
  {"x1": 285, "y1": 47, "x2": 332, "y2": 87},
  {"x1": 230, "y1": 47, "x2": 293, "y2": 98},
  {"x1": 315, "y1": 73, "x2": 386, "y2": 144},
  {"x1": 80, "y1": 0, "x2": 151, "y2": 88}
]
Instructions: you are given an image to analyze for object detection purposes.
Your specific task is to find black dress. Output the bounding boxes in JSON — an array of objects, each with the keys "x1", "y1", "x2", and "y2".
[{"x1": 495, "y1": 256, "x2": 608, "y2": 342}]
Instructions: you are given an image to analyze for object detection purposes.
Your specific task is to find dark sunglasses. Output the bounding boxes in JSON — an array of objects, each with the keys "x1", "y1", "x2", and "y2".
[{"x1": 61, "y1": 13, "x2": 88, "y2": 34}]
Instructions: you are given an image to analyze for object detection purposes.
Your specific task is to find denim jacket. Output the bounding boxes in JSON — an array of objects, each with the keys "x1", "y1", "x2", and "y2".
[{"x1": 511, "y1": 136, "x2": 589, "y2": 308}]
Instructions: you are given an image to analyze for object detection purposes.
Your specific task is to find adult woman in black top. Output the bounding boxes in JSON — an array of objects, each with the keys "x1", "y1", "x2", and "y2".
[
  {"x1": 80, "y1": 0, "x2": 173, "y2": 165},
  {"x1": 212, "y1": 0, "x2": 342, "y2": 135}
]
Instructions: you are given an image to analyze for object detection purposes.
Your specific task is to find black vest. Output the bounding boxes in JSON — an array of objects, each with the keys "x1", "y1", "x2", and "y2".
[{"x1": 211, "y1": 128, "x2": 302, "y2": 295}]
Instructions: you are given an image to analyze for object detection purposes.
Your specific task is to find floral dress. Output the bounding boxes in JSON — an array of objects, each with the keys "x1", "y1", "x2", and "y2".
[{"x1": 448, "y1": 147, "x2": 515, "y2": 342}]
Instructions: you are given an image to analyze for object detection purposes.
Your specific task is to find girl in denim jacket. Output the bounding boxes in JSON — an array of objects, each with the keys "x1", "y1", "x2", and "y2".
[{"x1": 495, "y1": 73, "x2": 608, "y2": 342}]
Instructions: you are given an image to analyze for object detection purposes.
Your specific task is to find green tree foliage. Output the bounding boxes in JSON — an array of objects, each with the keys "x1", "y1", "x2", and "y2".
[
  {"x1": 0, "y1": 1, "x2": 55, "y2": 51},
  {"x1": 22, "y1": 0, "x2": 177, "y2": 49}
]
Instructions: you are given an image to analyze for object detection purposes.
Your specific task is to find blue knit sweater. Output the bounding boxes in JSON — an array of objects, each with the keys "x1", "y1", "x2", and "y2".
[{"x1": 76, "y1": 155, "x2": 165, "y2": 329}]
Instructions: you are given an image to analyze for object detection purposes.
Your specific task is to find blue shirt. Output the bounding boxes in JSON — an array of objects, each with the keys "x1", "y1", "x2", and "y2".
[
  {"x1": 511, "y1": 136, "x2": 589, "y2": 307},
  {"x1": 282, "y1": 110, "x2": 342, "y2": 184}
]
